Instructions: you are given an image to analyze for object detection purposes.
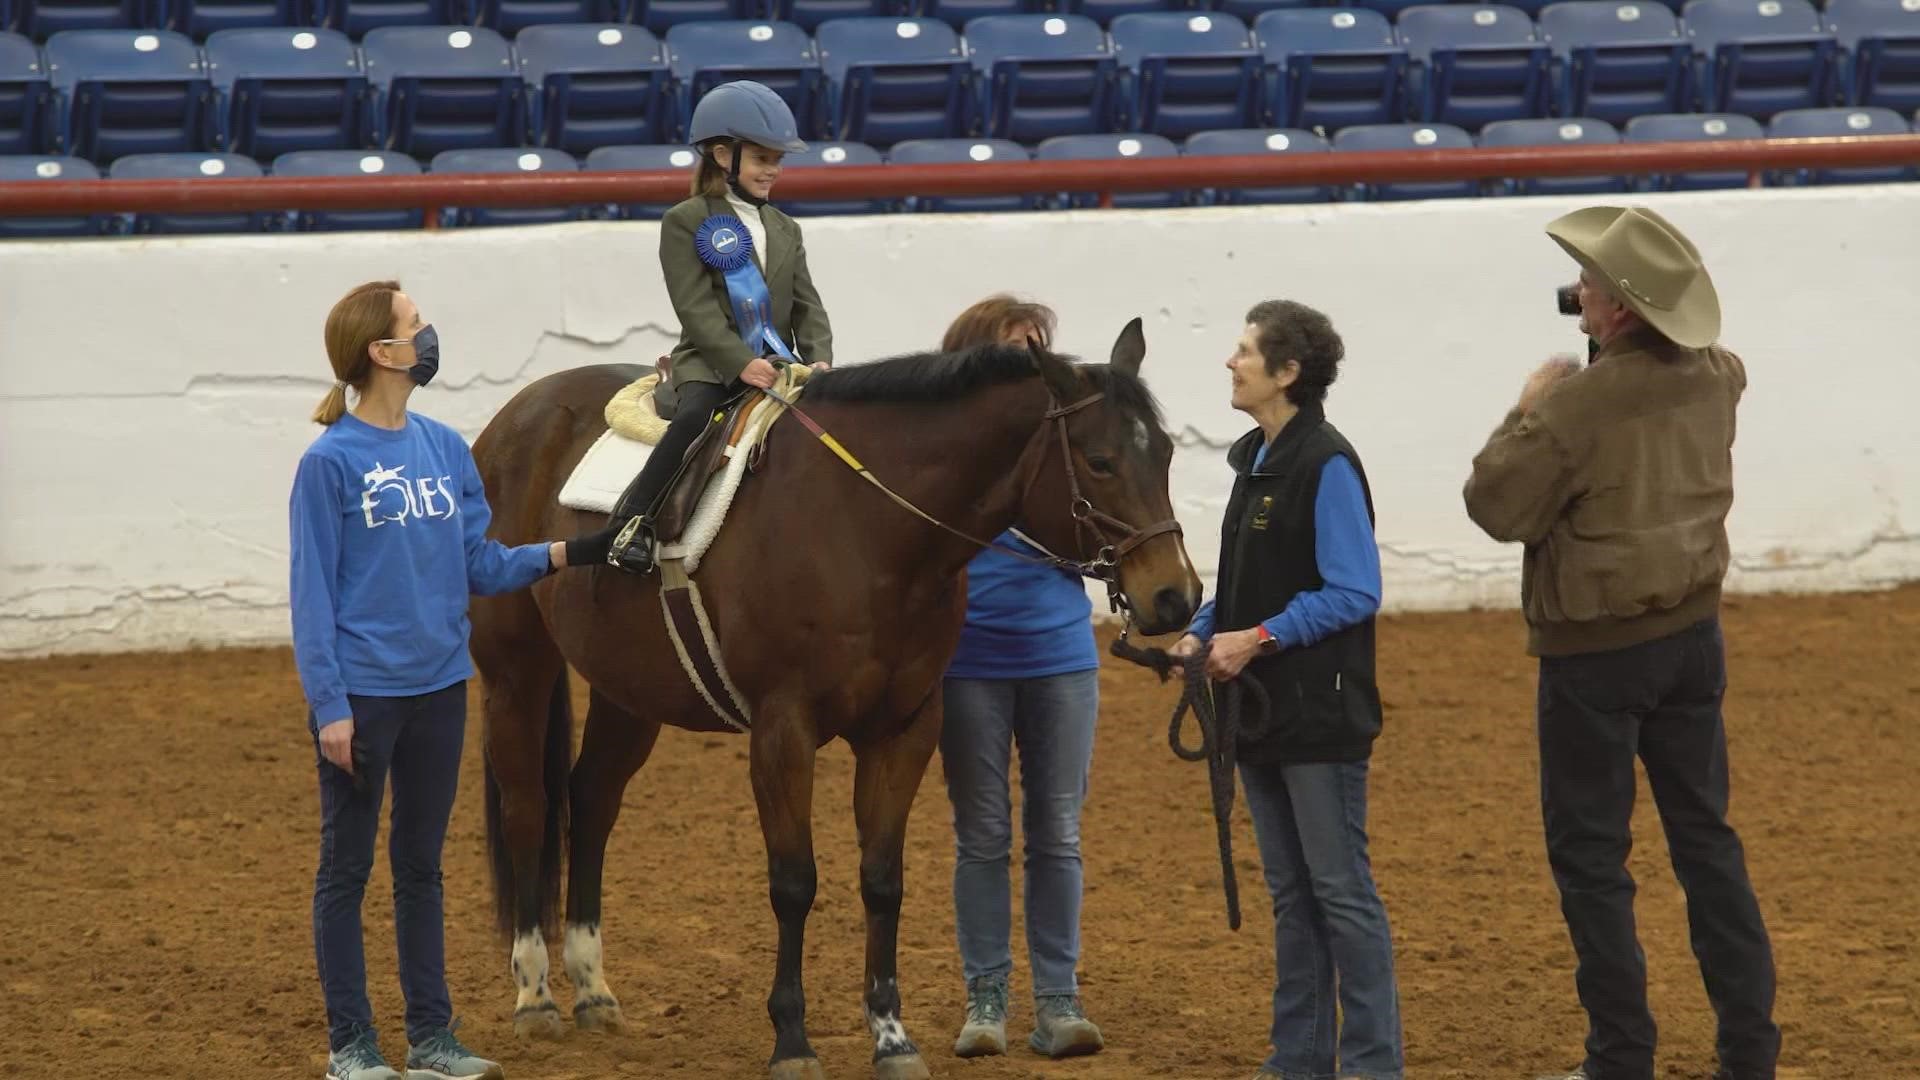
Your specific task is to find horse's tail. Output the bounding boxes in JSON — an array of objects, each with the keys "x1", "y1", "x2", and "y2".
[{"x1": 483, "y1": 670, "x2": 574, "y2": 944}]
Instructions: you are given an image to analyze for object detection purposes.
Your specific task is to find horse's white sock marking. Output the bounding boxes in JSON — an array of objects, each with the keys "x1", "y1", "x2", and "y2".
[
  {"x1": 511, "y1": 930, "x2": 556, "y2": 1013},
  {"x1": 564, "y1": 923, "x2": 617, "y2": 1005},
  {"x1": 866, "y1": 978, "x2": 913, "y2": 1057}
]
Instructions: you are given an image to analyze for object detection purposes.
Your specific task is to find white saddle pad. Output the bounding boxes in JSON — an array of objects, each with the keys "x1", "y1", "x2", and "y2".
[{"x1": 556, "y1": 368, "x2": 805, "y2": 575}]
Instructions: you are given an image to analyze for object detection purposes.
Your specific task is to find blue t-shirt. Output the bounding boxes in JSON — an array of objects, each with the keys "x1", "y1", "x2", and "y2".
[
  {"x1": 946, "y1": 530, "x2": 1098, "y2": 680},
  {"x1": 288, "y1": 410, "x2": 553, "y2": 730}
]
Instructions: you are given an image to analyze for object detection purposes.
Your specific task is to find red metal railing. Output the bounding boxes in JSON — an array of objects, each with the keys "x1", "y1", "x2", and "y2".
[{"x1": 2, "y1": 135, "x2": 1917, "y2": 222}]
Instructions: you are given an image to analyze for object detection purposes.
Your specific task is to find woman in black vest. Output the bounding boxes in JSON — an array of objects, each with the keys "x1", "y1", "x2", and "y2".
[{"x1": 1172, "y1": 300, "x2": 1404, "y2": 1080}]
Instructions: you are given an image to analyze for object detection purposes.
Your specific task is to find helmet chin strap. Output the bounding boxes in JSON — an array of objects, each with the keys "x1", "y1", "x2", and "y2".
[{"x1": 723, "y1": 139, "x2": 768, "y2": 208}]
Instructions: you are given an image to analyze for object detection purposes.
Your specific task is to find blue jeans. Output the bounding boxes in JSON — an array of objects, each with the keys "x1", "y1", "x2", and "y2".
[
  {"x1": 939, "y1": 669, "x2": 1098, "y2": 997},
  {"x1": 311, "y1": 681, "x2": 466, "y2": 1051},
  {"x1": 1239, "y1": 758, "x2": 1405, "y2": 1080}
]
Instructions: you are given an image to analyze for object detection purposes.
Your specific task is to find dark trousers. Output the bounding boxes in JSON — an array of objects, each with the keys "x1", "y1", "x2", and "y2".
[
  {"x1": 311, "y1": 681, "x2": 466, "y2": 1051},
  {"x1": 613, "y1": 379, "x2": 729, "y2": 522},
  {"x1": 1537, "y1": 617, "x2": 1780, "y2": 1080}
]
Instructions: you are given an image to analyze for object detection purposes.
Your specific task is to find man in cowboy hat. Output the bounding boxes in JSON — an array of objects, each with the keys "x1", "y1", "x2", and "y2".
[{"x1": 1462, "y1": 207, "x2": 1781, "y2": 1080}]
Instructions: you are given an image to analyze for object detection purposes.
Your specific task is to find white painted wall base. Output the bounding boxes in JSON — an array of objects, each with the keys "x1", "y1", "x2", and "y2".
[{"x1": 3, "y1": 186, "x2": 1915, "y2": 657}]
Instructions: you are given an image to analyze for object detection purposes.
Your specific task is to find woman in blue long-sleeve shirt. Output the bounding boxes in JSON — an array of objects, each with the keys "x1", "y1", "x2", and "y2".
[
  {"x1": 289, "y1": 280, "x2": 606, "y2": 1080},
  {"x1": 935, "y1": 296, "x2": 1107, "y2": 1063},
  {"x1": 1173, "y1": 300, "x2": 1404, "y2": 1080}
]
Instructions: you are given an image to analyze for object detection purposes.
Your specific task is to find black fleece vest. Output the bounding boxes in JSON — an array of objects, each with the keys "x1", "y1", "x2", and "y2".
[{"x1": 1214, "y1": 403, "x2": 1383, "y2": 765}]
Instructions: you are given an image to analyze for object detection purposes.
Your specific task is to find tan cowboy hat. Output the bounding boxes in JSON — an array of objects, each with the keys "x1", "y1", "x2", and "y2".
[{"x1": 1546, "y1": 206, "x2": 1721, "y2": 348}]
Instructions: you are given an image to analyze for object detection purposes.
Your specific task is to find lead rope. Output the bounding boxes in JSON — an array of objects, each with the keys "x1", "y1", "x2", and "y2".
[{"x1": 1108, "y1": 631, "x2": 1270, "y2": 932}]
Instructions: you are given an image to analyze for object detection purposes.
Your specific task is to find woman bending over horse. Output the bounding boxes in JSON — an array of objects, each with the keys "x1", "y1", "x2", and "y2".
[
  {"x1": 935, "y1": 295, "x2": 1107, "y2": 1061},
  {"x1": 602, "y1": 79, "x2": 835, "y2": 574},
  {"x1": 290, "y1": 280, "x2": 606, "y2": 1080}
]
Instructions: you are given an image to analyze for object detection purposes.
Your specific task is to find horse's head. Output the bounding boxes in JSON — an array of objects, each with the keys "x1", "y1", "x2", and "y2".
[{"x1": 1018, "y1": 319, "x2": 1204, "y2": 637}]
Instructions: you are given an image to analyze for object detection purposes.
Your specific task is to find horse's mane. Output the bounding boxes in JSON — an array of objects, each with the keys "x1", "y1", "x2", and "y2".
[{"x1": 803, "y1": 343, "x2": 1165, "y2": 426}]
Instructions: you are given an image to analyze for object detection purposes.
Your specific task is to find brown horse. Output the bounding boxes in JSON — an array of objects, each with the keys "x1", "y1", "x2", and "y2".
[{"x1": 466, "y1": 322, "x2": 1202, "y2": 1080}]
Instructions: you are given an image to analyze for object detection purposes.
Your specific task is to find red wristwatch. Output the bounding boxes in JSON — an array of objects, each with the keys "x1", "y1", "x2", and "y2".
[{"x1": 1255, "y1": 625, "x2": 1279, "y2": 653}]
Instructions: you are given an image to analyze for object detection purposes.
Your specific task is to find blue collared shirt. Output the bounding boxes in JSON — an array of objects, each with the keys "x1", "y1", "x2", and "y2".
[{"x1": 1184, "y1": 441, "x2": 1382, "y2": 648}]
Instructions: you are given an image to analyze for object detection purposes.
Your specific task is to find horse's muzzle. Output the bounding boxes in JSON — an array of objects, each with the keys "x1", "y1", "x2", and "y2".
[{"x1": 1141, "y1": 587, "x2": 1196, "y2": 638}]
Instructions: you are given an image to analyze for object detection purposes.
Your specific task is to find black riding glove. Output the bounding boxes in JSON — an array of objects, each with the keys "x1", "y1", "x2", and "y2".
[{"x1": 563, "y1": 524, "x2": 622, "y2": 568}]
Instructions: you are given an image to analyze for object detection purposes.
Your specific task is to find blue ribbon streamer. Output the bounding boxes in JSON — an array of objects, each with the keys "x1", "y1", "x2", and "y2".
[{"x1": 693, "y1": 213, "x2": 797, "y2": 363}]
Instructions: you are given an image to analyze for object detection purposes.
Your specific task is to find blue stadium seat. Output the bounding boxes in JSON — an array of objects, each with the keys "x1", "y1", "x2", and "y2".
[
  {"x1": 1478, "y1": 116, "x2": 1627, "y2": 192},
  {"x1": 1062, "y1": 0, "x2": 1182, "y2": 29},
  {"x1": 11, "y1": 0, "x2": 145, "y2": 38},
  {"x1": 916, "y1": 0, "x2": 1047, "y2": 31},
  {"x1": 1182, "y1": 126, "x2": 1334, "y2": 203},
  {"x1": 0, "y1": 32, "x2": 50, "y2": 154},
  {"x1": 517, "y1": 24, "x2": 670, "y2": 155},
  {"x1": 772, "y1": 0, "x2": 903, "y2": 33},
  {"x1": 815, "y1": 17, "x2": 969, "y2": 146},
  {"x1": 582, "y1": 141, "x2": 696, "y2": 218},
  {"x1": 312, "y1": 0, "x2": 460, "y2": 38},
  {"x1": 44, "y1": 30, "x2": 212, "y2": 164},
  {"x1": 163, "y1": 0, "x2": 302, "y2": 39},
  {"x1": 1538, "y1": 1, "x2": 1691, "y2": 125},
  {"x1": 0, "y1": 153, "x2": 108, "y2": 236},
  {"x1": 963, "y1": 14, "x2": 1117, "y2": 141},
  {"x1": 1622, "y1": 109, "x2": 1763, "y2": 188},
  {"x1": 270, "y1": 148, "x2": 424, "y2": 230},
  {"x1": 205, "y1": 28, "x2": 368, "y2": 158},
  {"x1": 885, "y1": 135, "x2": 1038, "y2": 211},
  {"x1": 429, "y1": 145, "x2": 585, "y2": 226},
  {"x1": 1253, "y1": 9, "x2": 1407, "y2": 132},
  {"x1": 667, "y1": 21, "x2": 821, "y2": 140},
  {"x1": 1109, "y1": 12, "x2": 1262, "y2": 139},
  {"x1": 1681, "y1": 0, "x2": 1836, "y2": 120},
  {"x1": 1766, "y1": 105, "x2": 1915, "y2": 183},
  {"x1": 1343, "y1": 0, "x2": 1432, "y2": 21},
  {"x1": 1034, "y1": 130, "x2": 1180, "y2": 207},
  {"x1": 1824, "y1": 0, "x2": 1920, "y2": 114},
  {"x1": 471, "y1": 0, "x2": 621, "y2": 37},
  {"x1": 362, "y1": 26, "x2": 522, "y2": 158},
  {"x1": 1331, "y1": 121, "x2": 1478, "y2": 198},
  {"x1": 634, "y1": 0, "x2": 754, "y2": 39},
  {"x1": 1215, "y1": 0, "x2": 1311, "y2": 22},
  {"x1": 779, "y1": 138, "x2": 886, "y2": 214},
  {"x1": 1396, "y1": 5, "x2": 1553, "y2": 130},
  {"x1": 109, "y1": 150, "x2": 268, "y2": 232}
]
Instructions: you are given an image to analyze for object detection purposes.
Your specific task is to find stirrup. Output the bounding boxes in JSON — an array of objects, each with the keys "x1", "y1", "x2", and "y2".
[{"x1": 607, "y1": 515, "x2": 656, "y2": 575}]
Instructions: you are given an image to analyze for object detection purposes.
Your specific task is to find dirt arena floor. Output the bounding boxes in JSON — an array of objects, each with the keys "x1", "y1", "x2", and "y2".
[{"x1": 3, "y1": 586, "x2": 1916, "y2": 1080}]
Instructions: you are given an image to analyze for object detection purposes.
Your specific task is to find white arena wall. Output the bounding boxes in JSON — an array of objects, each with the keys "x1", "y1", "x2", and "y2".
[{"x1": 2, "y1": 185, "x2": 1916, "y2": 658}]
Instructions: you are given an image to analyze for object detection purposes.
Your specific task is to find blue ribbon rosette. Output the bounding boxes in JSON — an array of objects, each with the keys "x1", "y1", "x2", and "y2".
[{"x1": 693, "y1": 214, "x2": 798, "y2": 364}]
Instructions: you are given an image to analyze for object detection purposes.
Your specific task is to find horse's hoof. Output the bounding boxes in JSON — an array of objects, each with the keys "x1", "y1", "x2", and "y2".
[
  {"x1": 513, "y1": 1004, "x2": 566, "y2": 1042},
  {"x1": 573, "y1": 997, "x2": 627, "y2": 1034},
  {"x1": 873, "y1": 1054, "x2": 930, "y2": 1080},
  {"x1": 769, "y1": 1058, "x2": 826, "y2": 1080}
]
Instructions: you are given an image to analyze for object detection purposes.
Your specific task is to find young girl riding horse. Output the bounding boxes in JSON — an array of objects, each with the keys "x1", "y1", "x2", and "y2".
[{"x1": 603, "y1": 80, "x2": 835, "y2": 573}]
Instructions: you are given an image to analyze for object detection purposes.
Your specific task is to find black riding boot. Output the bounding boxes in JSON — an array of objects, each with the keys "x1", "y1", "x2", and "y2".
[{"x1": 605, "y1": 380, "x2": 730, "y2": 574}]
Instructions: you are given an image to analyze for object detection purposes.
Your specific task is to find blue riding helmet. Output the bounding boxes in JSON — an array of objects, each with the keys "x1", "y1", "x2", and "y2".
[{"x1": 688, "y1": 81, "x2": 808, "y2": 154}]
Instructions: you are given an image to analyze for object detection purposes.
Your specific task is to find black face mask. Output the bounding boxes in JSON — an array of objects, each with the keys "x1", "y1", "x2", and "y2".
[{"x1": 407, "y1": 324, "x2": 440, "y2": 387}]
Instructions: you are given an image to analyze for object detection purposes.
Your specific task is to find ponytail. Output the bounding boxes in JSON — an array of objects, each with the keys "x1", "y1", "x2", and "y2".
[
  {"x1": 311, "y1": 382, "x2": 350, "y2": 425},
  {"x1": 690, "y1": 140, "x2": 729, "y2": 198},
  {"x1": 318, "y1": 279, "x2": 402, "y2": 425}
]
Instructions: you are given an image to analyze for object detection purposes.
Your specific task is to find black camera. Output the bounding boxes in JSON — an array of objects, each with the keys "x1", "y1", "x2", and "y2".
[{"x1": 1557, "y1": 283, "x2": 1581, "y2": 316}]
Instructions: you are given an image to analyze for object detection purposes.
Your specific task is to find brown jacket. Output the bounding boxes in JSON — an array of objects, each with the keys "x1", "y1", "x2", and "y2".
[
  {"x1": 1463, "y1": 327, "x2": 1746, "y2": 657},
  {"x1": 658, "y1": 193, "x2": 833, "y2": 388}
]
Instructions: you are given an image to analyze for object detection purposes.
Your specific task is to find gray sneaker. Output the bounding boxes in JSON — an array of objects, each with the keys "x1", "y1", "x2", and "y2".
[
  {"x1": 1029, "y1": 994, "x2": 1104, "y2": 1059},
  {"x1": 405, "y1": 1021, "x2": 505, "y2": 1080},
  {"x1": 327, "y1": 1028, "x2": 403, "y2": 1080},
  {"x1": 1534, "y1": 1070, "x2": 1590, "y2": 1080},
  {"x1": 953, "y1": 975, "x2": 1008, "y2": 1057}
]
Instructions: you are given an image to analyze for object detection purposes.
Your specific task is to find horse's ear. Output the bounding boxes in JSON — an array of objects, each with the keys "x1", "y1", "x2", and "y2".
[
  {"x1": 1110, "y1": 317, "x2": 1146, "y2": 377},
  {"x1": 1030, "y1": 336, "x2": 1083, "y2": 403}
]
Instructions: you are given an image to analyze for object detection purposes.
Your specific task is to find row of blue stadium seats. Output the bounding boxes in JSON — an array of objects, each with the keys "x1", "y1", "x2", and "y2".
[
  {"x1": 0, "y1": 0, "x2": 1901, "y2": 39},
  {"x1": 4, "y1": 111, "x2": 1914, "y2": 238},
  {"x1": 2, "y1": 0, "x2": 1915, "y2": 170}
]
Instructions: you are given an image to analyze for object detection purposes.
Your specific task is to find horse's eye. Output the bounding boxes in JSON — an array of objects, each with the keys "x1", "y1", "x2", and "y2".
[{"x1": 1087, "y1": 456, "x2": 1115, "y2": 477}]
